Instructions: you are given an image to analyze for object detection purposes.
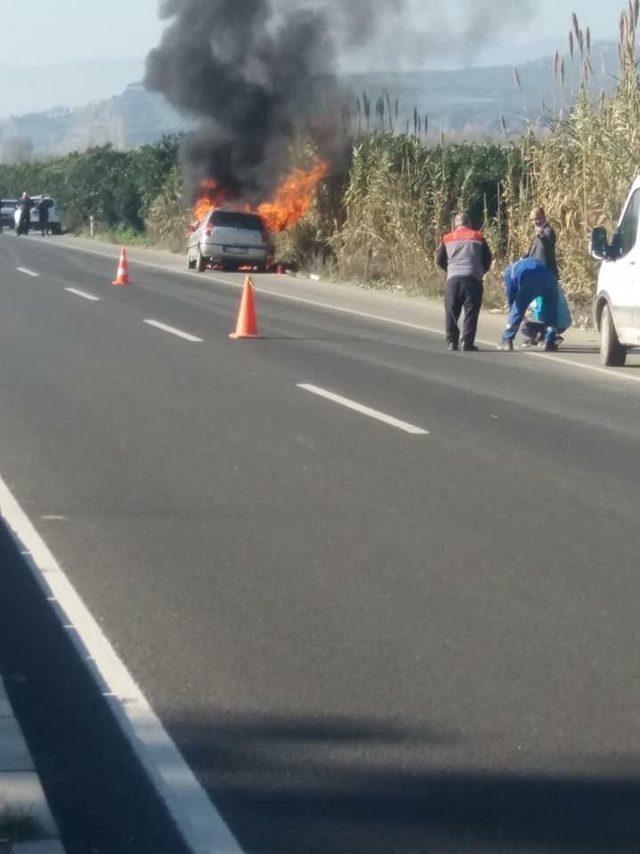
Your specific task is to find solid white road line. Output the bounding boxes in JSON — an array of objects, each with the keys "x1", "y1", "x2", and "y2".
[
  {"x1": 16, "y1": 267, "x2": 39, "y2": 277},
  {"x1": 523, "y1": 349, "x2": 640, "y2": 384},
  {"x1": 297, "y1": 383, "x2": 429, "y2": 435},
  {"x1": 0, "y1": 473, "x2": 243, "y2": 854},
  {"x1": 143, "y1": 319, "x2": 203, "y2": 343},
  {"x1": 64, "y1": 288, "x2": 101, "y2": 302}
]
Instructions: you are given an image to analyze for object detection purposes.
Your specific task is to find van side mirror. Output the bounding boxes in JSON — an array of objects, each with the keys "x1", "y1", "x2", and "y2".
[{"x1": 590, "y1": 227, "x2": 611, "y2": 261}]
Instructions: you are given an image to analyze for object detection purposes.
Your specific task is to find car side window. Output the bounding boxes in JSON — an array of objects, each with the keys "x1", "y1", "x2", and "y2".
[{"x1": 616, "y1": 189, "x2": 640, "y2": 258}]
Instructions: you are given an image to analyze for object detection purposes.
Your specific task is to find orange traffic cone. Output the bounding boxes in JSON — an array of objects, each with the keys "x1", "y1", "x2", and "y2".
[
  {"x1": 112, "y1": 246, "x2": 131, "y2": 286},
  {"x1": 229, "y1": 277, "x2": 261, "y2": 339}
]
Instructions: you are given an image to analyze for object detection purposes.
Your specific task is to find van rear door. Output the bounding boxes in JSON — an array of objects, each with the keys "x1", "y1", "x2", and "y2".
[{"x1": 605, "y1": 188, "x2": 640, "y2": 343}]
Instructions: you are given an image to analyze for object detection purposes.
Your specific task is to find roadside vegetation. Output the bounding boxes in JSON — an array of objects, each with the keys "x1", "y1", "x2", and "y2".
[
  {"x1": 0, "y1": 5, "x2": 638, "y2": 316},
  {"x1": 0, "y1": 807, "x2": 42, "y2": 845}
]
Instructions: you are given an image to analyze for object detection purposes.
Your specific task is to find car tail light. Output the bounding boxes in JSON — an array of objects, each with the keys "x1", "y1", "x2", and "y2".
[{"x1": 205, "y1": 221, "x2": 214, "y2": 236}]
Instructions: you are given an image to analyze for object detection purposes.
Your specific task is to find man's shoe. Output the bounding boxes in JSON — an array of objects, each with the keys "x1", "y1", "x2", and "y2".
[
  {"x1": 447, "y1": 342, "x2": 459, "y2": 351},
  {"x1": 461, "y1": 343, "x2": 479, "y2": 352},
  {"x1": 500, "y1": 340, "x2": 514, "y2": 351}
]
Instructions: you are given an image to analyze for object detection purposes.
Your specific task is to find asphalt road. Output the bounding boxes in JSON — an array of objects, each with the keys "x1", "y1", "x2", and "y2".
[{"x1": 2, "y1": 233, "x2": 640, "y2": 853}]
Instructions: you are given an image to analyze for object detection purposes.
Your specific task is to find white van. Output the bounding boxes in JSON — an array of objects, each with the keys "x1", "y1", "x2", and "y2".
[{"x1": 591, "y1": 177, "x2": 640, "y2": 366}]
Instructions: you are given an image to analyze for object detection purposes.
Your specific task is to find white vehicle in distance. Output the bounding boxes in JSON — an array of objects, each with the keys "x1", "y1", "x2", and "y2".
[
  {"x1": 591, "y1": 175, "x2": 640, "y2": 366},
  {"x1": 187, "y1": 209, "x2": 272, "y2": 272},
  {"x1": 0, "y1": 199, "x2": 17, "y2": 228}
]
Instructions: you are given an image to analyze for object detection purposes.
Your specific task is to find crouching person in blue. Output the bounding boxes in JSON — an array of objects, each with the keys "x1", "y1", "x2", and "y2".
[
  {"x1": 501, "y1": 258, "x2": 559, "y2": 351},
  {"x1": 521, "y1": 285, "x2": 572, "y2": 348}
]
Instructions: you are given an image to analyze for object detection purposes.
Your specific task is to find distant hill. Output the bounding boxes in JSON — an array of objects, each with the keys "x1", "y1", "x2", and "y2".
[
  {"x1": 0, "y1": 58, "x2": 146, "y2": 119},
  {"x1": 0, "y1": 43, "x2": 621, "y2": 161},
  {"x1": 0, "y1": 84, "x2": 188, "y2": 159},
  {"x1": 348, "y1": 42, "x2": 619, "y2": 137}
]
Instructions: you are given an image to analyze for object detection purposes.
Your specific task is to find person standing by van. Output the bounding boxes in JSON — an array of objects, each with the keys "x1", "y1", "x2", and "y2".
[
  {"x1": 38, "y1": 197, "x2": 50, "y2": 236},
  {"x1": 16, "y1": 192, "x2": 32, "y2": 235},
  {"x1": 436, "y1": 212, "x2": 493, "y2": 351},
  {"x1": 527, "y1": 206, "x2": 559, "y2": 278}
]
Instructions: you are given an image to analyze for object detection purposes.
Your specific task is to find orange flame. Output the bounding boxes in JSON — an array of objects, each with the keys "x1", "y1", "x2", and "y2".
[
  {"x1": 191, "y1": 158, "x2": 329, "y2": 233},
  {"x1": 254, "y1": 158, "x2": 329, "y2": 233},
  {"x1": 193, "y1": 179, "x2": 231, "y2": 223}
]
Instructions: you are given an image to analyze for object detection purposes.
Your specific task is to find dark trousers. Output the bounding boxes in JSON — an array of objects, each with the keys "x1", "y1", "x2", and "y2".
[
  {"x1": 522, "y1": 320, "x2": 567, "y2": 343},
  {"x1": 445, "y1": 276, "x2": 483, "y2": 346}
]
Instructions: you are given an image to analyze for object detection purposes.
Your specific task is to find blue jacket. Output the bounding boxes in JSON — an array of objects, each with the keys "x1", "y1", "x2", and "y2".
[
  {"x1": 531, "y1": 288, "x2": 572, "y2": 330},
  {"x1": 503, "y1": 257, "x2": 557, "y2": 306}
]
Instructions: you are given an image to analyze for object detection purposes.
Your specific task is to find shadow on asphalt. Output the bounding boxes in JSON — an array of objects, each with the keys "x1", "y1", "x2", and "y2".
[
  {"x1": 0, "y1": 520, "x2": 190, "y2": 854},
  {"x1": 163, "y1": 711, "x2": 640, "y2": 853},
  {"x1": 3, "y1": 505, "x2": 640, "y2": 853}
]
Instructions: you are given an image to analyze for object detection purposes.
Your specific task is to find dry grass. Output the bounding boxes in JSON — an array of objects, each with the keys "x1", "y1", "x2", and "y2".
[
  {"x1": 0, "y1": 807, "x2": 41, "y2": 844},
  {"x1": 502, "y1": 4, "x2": 640, "y2": 312}
]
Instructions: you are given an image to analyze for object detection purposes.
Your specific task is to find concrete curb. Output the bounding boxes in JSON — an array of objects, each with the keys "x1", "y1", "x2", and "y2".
[{"x1": 0, "y1": 680, "x2": 64, "y2": 853}]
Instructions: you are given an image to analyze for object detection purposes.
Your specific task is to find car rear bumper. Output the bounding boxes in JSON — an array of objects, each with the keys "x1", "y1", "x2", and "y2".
[{"x1": 200, "y1": 241, "x2": 268, "y2": 264}]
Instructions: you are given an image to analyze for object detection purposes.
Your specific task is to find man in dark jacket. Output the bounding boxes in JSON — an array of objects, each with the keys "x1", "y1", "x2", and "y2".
[
  {"x1": 527, "y1": 206, "x2": 558, "y2": 278},
  {"x1": 37, "y1": 197, "x2": 50, "y2": 236},
  {"x1": 436, "y1": 212, "x2": 492, "y2": 351}
]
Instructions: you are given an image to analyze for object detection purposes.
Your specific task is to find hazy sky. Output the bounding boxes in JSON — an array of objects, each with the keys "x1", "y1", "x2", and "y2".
[{"x1": 0, "y1": 1, "x2": 620, "y2": 67}]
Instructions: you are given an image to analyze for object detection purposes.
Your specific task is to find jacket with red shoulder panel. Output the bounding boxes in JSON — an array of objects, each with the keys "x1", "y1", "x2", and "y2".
[{"x1": 436, "y1": 226, "x2": 492, "y2": 281}]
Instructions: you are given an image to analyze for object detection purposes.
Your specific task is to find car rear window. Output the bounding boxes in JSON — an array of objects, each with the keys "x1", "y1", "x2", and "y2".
[{"x1": 210, "y1": 211, "x2": 264, "y2": 231}]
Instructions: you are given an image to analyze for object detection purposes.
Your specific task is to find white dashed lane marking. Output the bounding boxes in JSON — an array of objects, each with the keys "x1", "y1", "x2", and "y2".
[
  {"x1": 64, "y1": 288, "x2": 101, "y2": 302},
  {"x1": 297, "y1": 383, "x2": 429, "y2": 435},
  {"x1": 143, "y1": 319, "x2": 203, "y2": 343}
]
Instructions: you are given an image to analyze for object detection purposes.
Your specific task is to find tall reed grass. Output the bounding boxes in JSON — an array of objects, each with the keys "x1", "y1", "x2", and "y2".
[{"x1": 295, "y1": 3, "x2": 640, "y2": 316}]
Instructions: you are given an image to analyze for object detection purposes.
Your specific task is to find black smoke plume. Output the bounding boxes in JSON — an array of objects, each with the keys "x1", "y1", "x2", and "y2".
[
  {"x1": 146, "y1": 0, "x2": 350, "y2": 206},
  {"x1": 145, "y1": 0, "x2": 535, "y2": 206}
]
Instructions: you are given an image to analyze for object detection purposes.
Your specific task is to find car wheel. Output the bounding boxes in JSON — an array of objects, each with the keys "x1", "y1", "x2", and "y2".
[
  {"x1": 196, "y1": 248, "x2": 206, "y2": 273},
  {"x1": 187, "y1": 251, "x2": 195, "y2": 270},
  {"x1": 600, "y1": 304, "x2": 627, "y2": 367}
]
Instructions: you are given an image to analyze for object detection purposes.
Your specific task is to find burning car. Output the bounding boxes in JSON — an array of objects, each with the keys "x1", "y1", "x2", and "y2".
[
  {"x1": 186, "y1": 158, "x2": 328, "y2": 273},
  {"x1": 187, "y1": 209, "x2": 273, "y2": 273}
]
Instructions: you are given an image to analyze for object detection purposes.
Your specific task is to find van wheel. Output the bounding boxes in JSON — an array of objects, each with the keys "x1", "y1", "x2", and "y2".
[
  {"x1": 187, "y1": 251, "x2": 195, "y2": 270},
  {"x1": 196, "y1": 249, "x2": 206, "y2": 273},
  {"x1": 600, "y1": 304, "x2": 627, "y2": 366}
]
